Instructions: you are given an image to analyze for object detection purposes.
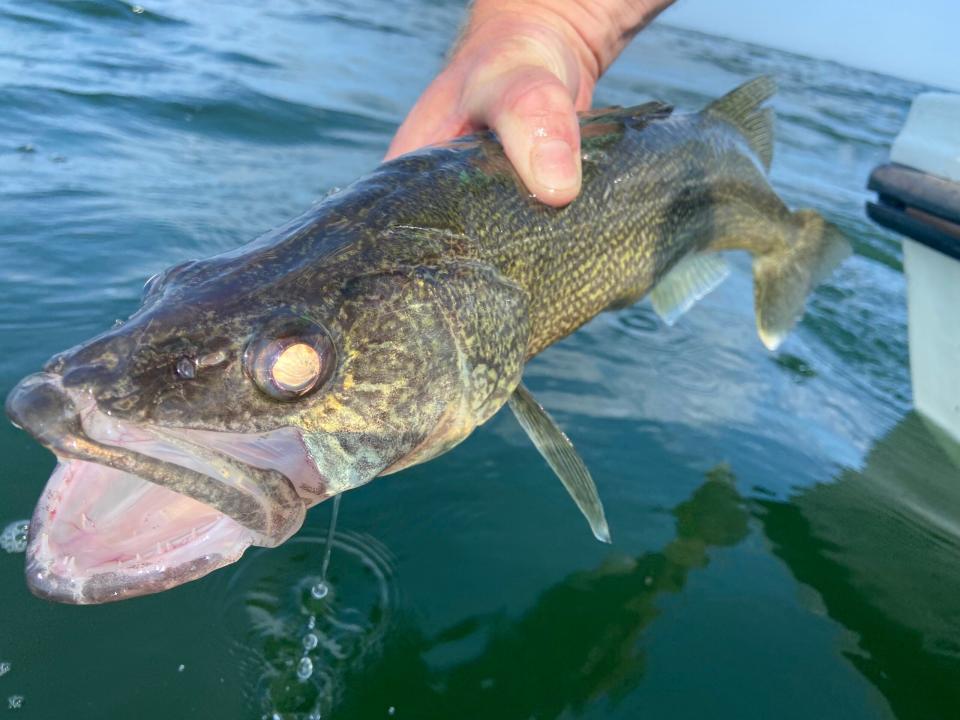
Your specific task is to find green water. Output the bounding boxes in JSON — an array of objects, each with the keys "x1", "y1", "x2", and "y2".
[{"x1": 1, "y1": 2, "x2": 958, "y2": 718}]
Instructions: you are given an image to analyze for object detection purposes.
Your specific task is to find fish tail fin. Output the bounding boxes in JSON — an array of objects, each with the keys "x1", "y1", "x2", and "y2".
[
  {"x1": 705, "y1": 76, "x2": 776, "y2": 170},
  {"x1": 753, "y1": 209, "x2": 851, "y2": 350}
]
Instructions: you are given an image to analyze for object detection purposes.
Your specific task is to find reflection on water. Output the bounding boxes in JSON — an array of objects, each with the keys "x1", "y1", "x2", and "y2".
[
  {"x1": 217, "y1": 529, "x2": 398, "y2": 719},
  {"x1": 758, "y1": 413, "x2": 960, "y2": 718},
  {"x1": 336, "y1": 469, "x2": 748, "y2": 718}
]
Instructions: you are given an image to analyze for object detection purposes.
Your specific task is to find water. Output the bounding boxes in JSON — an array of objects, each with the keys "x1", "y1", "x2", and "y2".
[{"x1": 0, "y1": 1, "x2": 956, "y2": 718}]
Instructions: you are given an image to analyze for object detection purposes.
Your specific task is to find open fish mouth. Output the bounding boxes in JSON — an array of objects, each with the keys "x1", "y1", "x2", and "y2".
[{"x1": 7, "y1": 373, "x2": 327, "y2": 604}]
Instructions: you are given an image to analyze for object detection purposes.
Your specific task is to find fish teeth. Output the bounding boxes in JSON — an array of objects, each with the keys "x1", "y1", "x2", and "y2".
[{"x1": 38, "y1": 532, "x2": 51, "y2": 558}]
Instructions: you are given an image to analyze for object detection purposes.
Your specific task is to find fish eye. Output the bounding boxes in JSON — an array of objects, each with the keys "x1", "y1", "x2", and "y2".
[{"x1": 245, "y1": 324, "x2": 335, "y2": 401}]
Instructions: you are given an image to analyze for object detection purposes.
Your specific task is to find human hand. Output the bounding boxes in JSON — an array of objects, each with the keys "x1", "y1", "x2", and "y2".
[{"x1": 386, "y1": 1, "x2": 674, "y2": 207}]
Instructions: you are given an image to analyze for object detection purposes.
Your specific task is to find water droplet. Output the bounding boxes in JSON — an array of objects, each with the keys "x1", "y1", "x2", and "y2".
[
  {"x1": 8, "y1": 695, "x2": 24, "y2": 710},
  {"x1": 296, "y1": 656, "x2": 313, "y2": 681},
  {"x1": 1, "y1": 520, "x2": 29, "y2": 554},
  {"x1": 0, "y1": 662, "x2": 10, "y2": 677},
  {"x1": 178, "y1": 664, "x2": 185, "y2": 672},
  {"x1": 310, "y1": 582, "x2": 329, "y2": 600},
  {"x1": 302, "y1": 633, "x2": 318, "y2": 651}
]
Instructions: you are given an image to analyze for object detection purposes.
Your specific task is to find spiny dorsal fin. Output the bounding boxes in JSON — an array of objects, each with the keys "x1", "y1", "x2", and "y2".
[
  {"x1": 650, "y1": 252, "x2": 731, "y2": 325},
  {"x1": 508, "y1": 383, "x2": 611, "y2": 543},
  {"x1": 705, "y1": 76, "x2": 776, "y2": 171}
]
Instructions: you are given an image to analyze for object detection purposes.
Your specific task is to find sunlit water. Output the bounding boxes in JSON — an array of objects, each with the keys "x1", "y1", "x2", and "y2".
[{"x1": 1, "y1": 1, "x2": 957, "y2": 718}]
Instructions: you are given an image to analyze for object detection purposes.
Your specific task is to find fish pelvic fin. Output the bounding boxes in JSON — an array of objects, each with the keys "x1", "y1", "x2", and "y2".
[
  {"x1": 753, "y1": 209, "x2": 851, "y2": 350},
  {"x1": 705, "y1": 76, "x2": 776, "y2": 171},
  {"x1": 508, "y1": 383, "x2": 611, "y2": 543}
]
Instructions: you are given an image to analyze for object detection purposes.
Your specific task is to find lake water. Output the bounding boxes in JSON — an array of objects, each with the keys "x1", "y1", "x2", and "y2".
[{"x1": 1, "y1": 1, "x2": 958, "y2": 719}]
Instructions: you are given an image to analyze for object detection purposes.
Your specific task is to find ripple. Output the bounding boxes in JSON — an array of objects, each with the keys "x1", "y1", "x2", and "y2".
[
  {"x1": 33, "y1": 0, "x2": 187, "y2": 26},
  {"x1": 0, "y1": 84, "x2": 393, "y2": 147},
  {"x1": 214, "y1": 530, "x2": 399, "y2": 719}
]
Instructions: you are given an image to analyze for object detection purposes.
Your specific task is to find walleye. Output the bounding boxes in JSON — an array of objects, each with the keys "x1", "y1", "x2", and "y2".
[{"x1": 5, "y1": 77, "x2": 849, "y2": 603}]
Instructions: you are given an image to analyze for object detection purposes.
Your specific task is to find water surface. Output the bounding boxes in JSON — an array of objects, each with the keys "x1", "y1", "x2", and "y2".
[{"x1": 1, "y1": 2, "x2": 957, "y2": 718}]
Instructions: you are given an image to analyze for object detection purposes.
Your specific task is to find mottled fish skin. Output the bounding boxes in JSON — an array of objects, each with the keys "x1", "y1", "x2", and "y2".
[{"x1": 6, "y1": 77, "x2": 847, "y2": 567}]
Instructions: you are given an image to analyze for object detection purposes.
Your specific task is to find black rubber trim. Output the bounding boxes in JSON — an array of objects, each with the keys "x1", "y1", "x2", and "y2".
[{"x1": 867, "y1": 163, "x2": 960, "y2": 261}]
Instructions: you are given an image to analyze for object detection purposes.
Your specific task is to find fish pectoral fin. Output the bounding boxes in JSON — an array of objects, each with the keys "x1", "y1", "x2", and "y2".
[
  {"x1": 508, "y1": 383, "x2": 611, "y2": 544},
  {"x1": 649, "y1": 252, "x2": 730, "y2": 325}
]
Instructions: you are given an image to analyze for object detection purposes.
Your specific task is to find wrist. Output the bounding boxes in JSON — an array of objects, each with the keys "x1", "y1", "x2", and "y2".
[{"x1": 466, "y1": 0, "x2": 672, "y2": 80}]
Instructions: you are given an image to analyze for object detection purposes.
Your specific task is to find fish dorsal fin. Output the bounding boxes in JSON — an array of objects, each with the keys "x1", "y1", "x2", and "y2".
[
  {"x1": 508, "y1": 383, "x2": 611, "y2": 543},
  {"x1": 650, "y1": 252, "x2": 731, "y2": 325},
  {"x1": 580, "y1": 100, "x2": 673, "y2": 126},
  {"x1": 705, "y1": 76, "x2": 776, "y2": 171}
]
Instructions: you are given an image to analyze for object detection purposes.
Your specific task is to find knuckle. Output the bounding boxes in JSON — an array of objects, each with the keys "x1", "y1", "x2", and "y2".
[{"x1": 508, "y1": 76, "x2": 568, "y2": 115}]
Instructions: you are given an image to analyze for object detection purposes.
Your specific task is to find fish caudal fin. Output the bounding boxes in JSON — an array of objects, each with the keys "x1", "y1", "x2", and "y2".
[
  {"x1": 753, "y1": 209, "x2": 851, "y2": 350},
  {"x1": 705, "y1": 76, "x2": 776, "y2": 170}
]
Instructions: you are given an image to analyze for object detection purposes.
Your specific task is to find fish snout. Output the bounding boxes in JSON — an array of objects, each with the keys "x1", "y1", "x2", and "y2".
[
  {"x1": 5, "y1": 372, "x2": 84, "y2": 449},
  {"x1": 54, "y1": 335, "x2": 128, "y2": 388}
]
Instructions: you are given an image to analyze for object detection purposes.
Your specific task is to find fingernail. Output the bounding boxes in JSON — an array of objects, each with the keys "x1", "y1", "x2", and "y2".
[{"x1": 530, "y1": 138, "x2": 579, "y2": 195}]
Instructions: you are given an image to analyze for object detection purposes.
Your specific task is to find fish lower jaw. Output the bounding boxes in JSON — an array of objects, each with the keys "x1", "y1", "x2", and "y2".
[
  {"x1": 15, "y1": 376, "x2": 332, "y2": 602},
  {"x1": 25, "y1": 459, "x2": 256, "y2": 604}
]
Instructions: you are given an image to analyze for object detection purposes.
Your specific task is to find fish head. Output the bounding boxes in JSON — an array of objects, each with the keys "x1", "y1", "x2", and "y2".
[{"x1": 5, "y1": 233, "x2": 525, "y2": 604}]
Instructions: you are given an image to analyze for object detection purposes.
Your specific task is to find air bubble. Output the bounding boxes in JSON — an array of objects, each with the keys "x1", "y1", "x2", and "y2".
[
  {"x1": 1, "y1": 520, "x2": 29, "y2": 554},
  {"x1": 296, "y1": 657, "x2": 314, "y2": 681},
  {"x1": 0, "y1": 662, "x2": 10, "y2": 677},
  {"x1": 310, "y1": 582, "x2": 329, "y2": 600},
  {"x1": 8, "y1": 695, "x2": 24, "y2": 710},
  {"x1": 302, "y1": 633, "x2": 318, "y2": 651}
]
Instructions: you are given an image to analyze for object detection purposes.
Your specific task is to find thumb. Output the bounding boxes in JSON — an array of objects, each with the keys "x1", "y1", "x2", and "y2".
[{"x1": 469, "y1": 66, "x2": 581, "y2": 207}]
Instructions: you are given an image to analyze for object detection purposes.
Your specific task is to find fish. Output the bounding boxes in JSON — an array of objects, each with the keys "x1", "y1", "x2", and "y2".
[{"x1": 5, "y1": 76, "x2": 850, "y2": 603}]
